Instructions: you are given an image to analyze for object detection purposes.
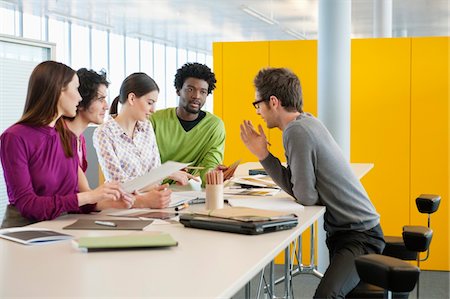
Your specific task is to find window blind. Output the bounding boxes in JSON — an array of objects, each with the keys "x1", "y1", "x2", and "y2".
[{"x1": 0, "y1": 35, "x2": 53, "y2": 224}]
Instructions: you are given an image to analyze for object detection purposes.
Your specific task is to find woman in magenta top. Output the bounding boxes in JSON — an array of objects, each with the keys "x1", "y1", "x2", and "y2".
[{"x1": 0, "y1": 61, "x2": 132, "y2": 227}]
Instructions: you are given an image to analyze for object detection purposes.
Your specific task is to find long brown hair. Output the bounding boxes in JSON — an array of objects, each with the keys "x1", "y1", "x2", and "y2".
[{"x1": 18, "y1": 61, "x2": 76, "y2": 157}]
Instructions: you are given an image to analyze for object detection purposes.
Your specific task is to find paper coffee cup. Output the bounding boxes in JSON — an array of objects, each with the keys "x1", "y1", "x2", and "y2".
[{"x1": 205, "y1": 184, "x2": 224, "y2": 210}]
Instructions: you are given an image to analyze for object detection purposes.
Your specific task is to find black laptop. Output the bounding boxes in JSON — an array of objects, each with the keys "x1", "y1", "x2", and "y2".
[{"x1": 179, "y1": 214, "x2": 298, "y2": 235}]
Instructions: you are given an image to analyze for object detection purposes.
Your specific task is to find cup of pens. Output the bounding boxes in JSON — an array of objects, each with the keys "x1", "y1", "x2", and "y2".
[{"x1": 205, "y1": 170, "x2": 224, "y2": 210}]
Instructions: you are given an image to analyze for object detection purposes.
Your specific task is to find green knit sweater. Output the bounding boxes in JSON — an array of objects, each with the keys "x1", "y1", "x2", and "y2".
[{"x1": 149, "y1": 108, "x2": 225, "y2": 184}]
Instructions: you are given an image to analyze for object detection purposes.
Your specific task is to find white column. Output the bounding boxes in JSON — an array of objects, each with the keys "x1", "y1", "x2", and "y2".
[
  {"x1": 317, "y1": 0, "x2": 351, "y2": 274},
  {"x1": 374, "y1": 0, "x2": 393, "y2": 37},
  {"x1": 318, "y1": 0, "x2": 351, "y2": 159}
]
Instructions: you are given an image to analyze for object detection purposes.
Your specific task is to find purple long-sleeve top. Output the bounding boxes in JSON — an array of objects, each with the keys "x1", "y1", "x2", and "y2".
[{"x1": 0, "y1": 123, "x2": 82, "y2": 221}]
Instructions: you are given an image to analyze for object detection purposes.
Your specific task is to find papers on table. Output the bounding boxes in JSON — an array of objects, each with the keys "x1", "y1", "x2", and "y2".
[
  {"x1": 107, "y1": 190, "x2": 206, "y2": 218},
  {"x1": 193, "y1": 207, "x2": 297, "y2": 222},
  {"x1": 121, "y1": 161, "x2": 190, "y2": 193},
  {"x1": 224, "y1": 187, "x2": 280, "y2": 197},
  {"x1": 226, "y1": 197, "x2": 304, "y2": 212},
  {"x1": 168, "y1": 190, "x2": 205, "y2": 207},
  {"x1": 230, "y1": 175, "x2": 279, "y2": 189}
]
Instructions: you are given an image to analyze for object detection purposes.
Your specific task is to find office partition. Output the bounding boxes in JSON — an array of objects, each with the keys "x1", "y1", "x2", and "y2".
[{"x1": 213, "y1": 37, "x2": 449, "y2": 271}]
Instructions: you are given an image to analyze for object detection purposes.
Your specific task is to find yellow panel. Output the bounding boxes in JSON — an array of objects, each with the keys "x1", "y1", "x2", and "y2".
[
  {"x1": 219, "y1": 41, "x2": 270, "y2": 165},
  {"x1": 351, "y1": 38, "x2": 411, "y2": 237},
  {"x1": 269, "y1": 40, "x2": 318, "y2": 264},
  {"x1": 268, "y1": 40, "x2": 318, "y2": 160},
  {"x1": 410, "y1": 37, "x2": 449, "y2": 270}
]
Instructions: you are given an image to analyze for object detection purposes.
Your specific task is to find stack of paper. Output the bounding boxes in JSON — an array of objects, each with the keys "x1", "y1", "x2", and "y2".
[
  {"x1": 194, "y1": 207, "x2": 296, "y2": 222},
  {"x1": 224, "y1": 187, "x2": 279, "y2": 197},
  {"x1": 230, "y1": 175, "x2": 279, "y2": 189},
  {"x1": 226, "y1": 197, "x2": 304, "y2": 212}
]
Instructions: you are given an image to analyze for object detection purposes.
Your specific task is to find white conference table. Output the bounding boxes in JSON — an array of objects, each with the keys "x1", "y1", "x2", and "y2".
[
  {"x1": 0, "y1": 162, "x2": 372, "y2": 298},
  {"x1": 235, "y1": 162, "x2": 373, "y2": 180},
  {"x1": 0, "y1": 207, "x2": 325, "y2": 298}
]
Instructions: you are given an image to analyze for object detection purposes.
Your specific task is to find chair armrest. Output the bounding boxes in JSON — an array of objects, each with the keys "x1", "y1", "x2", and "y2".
[{"x1": 355, "y1": 254, "x2": 420, "y2": 293}]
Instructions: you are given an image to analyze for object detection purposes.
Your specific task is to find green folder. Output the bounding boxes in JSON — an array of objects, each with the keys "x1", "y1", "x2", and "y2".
[{"x1": 77, "y1": 232, "x2": 178, "y2": 252}]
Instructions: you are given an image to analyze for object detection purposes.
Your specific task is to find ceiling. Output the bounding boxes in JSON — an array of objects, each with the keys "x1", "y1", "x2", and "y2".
[{"x1": 3, "y1": 0, "x2": 449, "y2": 53}]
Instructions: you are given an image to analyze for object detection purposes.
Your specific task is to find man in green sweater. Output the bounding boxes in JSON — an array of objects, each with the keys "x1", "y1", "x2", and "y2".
[{"x1": 150, "y1": 62, "x2": 225, "y2": 185}]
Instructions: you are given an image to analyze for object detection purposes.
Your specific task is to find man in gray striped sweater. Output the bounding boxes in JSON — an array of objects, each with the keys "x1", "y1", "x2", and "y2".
[{"x1": 240, "y1": 67, "x2": 385, "y2": 298}]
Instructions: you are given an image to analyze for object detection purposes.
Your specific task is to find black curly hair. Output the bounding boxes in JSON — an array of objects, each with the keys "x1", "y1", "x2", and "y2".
[
  {"x1": 174, "y1": 62, "x2": 216, "y2": 94},
  {"x1": 76, "y1": 68, "x2": 109, "y2": 110}
]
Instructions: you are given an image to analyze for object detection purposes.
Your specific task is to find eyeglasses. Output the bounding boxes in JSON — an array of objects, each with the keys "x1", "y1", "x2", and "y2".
[{"x1": 252, "y1": 98, "x2": 269, "y2": 109}]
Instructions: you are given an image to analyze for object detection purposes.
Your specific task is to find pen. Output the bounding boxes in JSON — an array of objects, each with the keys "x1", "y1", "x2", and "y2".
[
  {"x1": 175, "y1": 203, "x2": 189, "y2": 211},
  {"x1": 189, "y1": 197, "x2": 206, "y2": 204},
  {"x1": 94, "y1": 220, "x2": 117, "y2": 227}
]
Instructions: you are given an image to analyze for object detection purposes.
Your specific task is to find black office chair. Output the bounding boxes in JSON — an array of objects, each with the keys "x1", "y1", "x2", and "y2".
[
  {"x1": 346, "y1": 194, "x2": 439, "y2": 299},
  {"x1": 383, "y1": 194, "x2": 440, "y2": 261},
  {"x1": 383, "y1": 194, "x2": 440, "y2": 299},
  {"x1": 354, "y1": 254, "x2": 420, "y2": 299},
  {"x1": 347, "y1": 225, "x2": 432, "y2": 299}
]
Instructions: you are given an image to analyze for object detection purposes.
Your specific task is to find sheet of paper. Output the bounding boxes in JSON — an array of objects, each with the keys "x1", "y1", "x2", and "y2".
[
  {"x1": 167, "y1": 191, "x2": 205, "y2": 207},
  {"x1": 224, "y1": 187, "x2": 280, "y2": 197},
  {"x1": 107, "y1": 190, "x2": 207, "y2": 217},
  {"x1": 226, "y1": 197, "x2": 304, "y2": 212},
  {"x1": 121, "y1": 161, "x2": 190, "y2": 193}
]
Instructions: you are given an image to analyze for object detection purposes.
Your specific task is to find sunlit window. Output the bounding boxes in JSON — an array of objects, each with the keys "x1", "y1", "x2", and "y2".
[
  {"x1": 0, "y1": 7, "x2": 15, "y2": 35},
  {"x1": 187, "y1": 50, "x2": 197, "y2": 63},
  {"x1": 153, "y1": 43, "x2": 166, "y2": 107},
  {"x1": 48, "y1": 18, "x2": 70, "y2": 64},
  {"x1": 1, "y1": 6, "x2": 215, "y2": 112},
  {"x1": 197, "y1": 52, "x2": 206, "y2": 64},
  {"x1": 140, "y1": 40, "x2": 154, "y2": 77},
  {"x1": 164, "y1": 46, "x2": 177, "y2": 108},
  {"x1": 91, "y1": 28, "x2": 108, "y2": 72},
  {"x1": 206, "y1": 54, "x2": 213, "y2": 69},
  {"x1": 125, "y1": 36, "x2": 139, "y2": 76},
  {"x1": 177, "y1": 48, "x2": 187, "y2": 68},
  {"x1": 71, "y1": 23, "x2": 90, "y2": 70},
  {"x1": 23, "y1": 13, "x2": 42, "y2": 40},
  {"x1": 109, "y1": 33, "x2": 125, "y2": 101}
]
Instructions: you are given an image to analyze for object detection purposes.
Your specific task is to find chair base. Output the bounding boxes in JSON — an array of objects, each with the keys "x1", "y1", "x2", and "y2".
[{"x1": 346, "y1": 281, "x2": 409, "y2": 299}]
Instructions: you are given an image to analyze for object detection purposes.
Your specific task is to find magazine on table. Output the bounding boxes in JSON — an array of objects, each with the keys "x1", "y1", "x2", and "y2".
[{"x1": 0, "y1": 227, "x2": 73, "y2": 245}]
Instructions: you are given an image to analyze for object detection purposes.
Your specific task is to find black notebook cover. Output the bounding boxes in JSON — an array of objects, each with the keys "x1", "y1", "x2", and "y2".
[{"x1": 179, "y1": 214, "x2": 298, "y2": 235}]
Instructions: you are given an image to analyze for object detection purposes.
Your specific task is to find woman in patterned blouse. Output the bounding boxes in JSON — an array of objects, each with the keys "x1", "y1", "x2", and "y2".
[{"x1": 93, "y1": 73, "x2": 196, "y2": 208}]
